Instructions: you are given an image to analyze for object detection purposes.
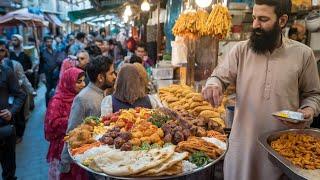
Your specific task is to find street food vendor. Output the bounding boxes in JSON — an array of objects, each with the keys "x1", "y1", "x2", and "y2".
[{"x1": 202, "y1": 0, "x2": 320, "y2": 179}]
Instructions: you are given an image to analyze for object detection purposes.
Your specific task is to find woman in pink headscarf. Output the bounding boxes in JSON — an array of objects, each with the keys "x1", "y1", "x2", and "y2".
[{"x1": 44, "y1": 67, "x2": 87, "y2": 180}]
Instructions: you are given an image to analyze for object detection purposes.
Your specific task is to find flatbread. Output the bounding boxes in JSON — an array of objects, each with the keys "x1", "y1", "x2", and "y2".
[
  {"x1": 93, "y1": 145, "x2": 175, "y2": 176},
  {"x1": 144, "y1": 161, "x2": 183, "y2": 176},
  {"x1": 137, "y1": 152, "x2": 188, "y2": 176}
]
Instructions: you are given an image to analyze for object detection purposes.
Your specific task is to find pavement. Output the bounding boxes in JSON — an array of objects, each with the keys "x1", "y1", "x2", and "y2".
[{"x1": 1, "y1": 84, "x2": 49, "y2": 180}]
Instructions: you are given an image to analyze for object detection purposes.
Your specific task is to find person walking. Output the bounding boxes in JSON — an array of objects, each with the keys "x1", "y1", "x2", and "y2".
[
  {"x1": 45, "y1": 67, "x2": 86, "y2": 180},
  {"x1": 39, "y1": 36, "x2": 60, "y2": 106},
  {"x1": 0, "y1": 41, "x2": 26, "y2": 180}
]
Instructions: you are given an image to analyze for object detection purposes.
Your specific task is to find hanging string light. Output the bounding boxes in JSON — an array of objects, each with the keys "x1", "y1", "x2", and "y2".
[
  {"x1": 141, "y1": 0, "x2": 150, "y2": 11},
  {"x1": 195, "y1": 0, "x2": 212, "y2": 8}
]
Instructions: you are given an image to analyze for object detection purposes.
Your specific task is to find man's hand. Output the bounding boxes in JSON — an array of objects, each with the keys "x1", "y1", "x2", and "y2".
[
  {"x1": 297, "y1": 107, "x2": 314, "y2": 120},
  {"x1": 281, "y1": 107, "x2": 314, "y2": 129},
  {"x1": 202, "y1": 85, "x2": 223, "y2": 107},
  {"x1": 0, "y1": 109, "x2": 12, "y2": 122}
]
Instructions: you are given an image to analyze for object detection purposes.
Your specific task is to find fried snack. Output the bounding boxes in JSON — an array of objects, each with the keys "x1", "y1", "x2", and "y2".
[
  {"x1": 210, "y1": 118, "x2": 226, "y2": 128},
  {"x1": 64, "y1": 124, "x2": 96, "y2": 149},
  {"x1": 199, "y1": 110, "x2": 220, "y2": 118},
  {"x1": 166, "y1": 97, "x2": 179, "y2": 103},
  {"x1": 176, "y1": 136, "x2": 224, "y2": 159},
  {"x1": 71, "y1": 141, "x2": 101, "y2": 155},
  {"x1": 206, "y1": 130, "x2": 227, "y2": 142},
  {"x1": 131, "y1": 120, "x2": 164, "y2": 146},
  {"x1": 271, "y1": 133, "x2": 320, "y2": 170},
  {"x1": 192, "y1": 95, "x2": 204, "y2": 102},
  {"x1": 194, "y1": 106, "x2": 214, "y2": 113},
  {"x1": 189, "y1": 102, "x2": 202, "y2": 109}
]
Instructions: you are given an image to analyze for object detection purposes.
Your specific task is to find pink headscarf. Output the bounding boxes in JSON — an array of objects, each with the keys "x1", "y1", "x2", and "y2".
[{"x1": 54, "y1": 67, "x2": 84, "y2": 103}]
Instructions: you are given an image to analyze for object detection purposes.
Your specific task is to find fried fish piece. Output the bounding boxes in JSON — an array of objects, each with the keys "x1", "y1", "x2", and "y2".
[
  {"x1": 199, "y1": 110, "x2": 220, "y2": 118},
  {"x1": 192, "y1": 95, "x2": 204, "y2": 102},
  {"x1": 194, "y1": 106, "x2": 214, "y2": 113},
  {"x1": 190, "y1": 102, "x2": 202, "y2": 109}
]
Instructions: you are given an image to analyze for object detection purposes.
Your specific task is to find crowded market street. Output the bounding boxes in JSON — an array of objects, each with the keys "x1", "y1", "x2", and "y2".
[{"x1": 1, "y1": 0, "x2": 320, "y2": 180}]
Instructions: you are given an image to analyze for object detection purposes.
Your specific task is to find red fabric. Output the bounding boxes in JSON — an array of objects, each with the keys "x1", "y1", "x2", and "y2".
[
  {"x1": 57, "y1": 58, "x2": 79, "y2": 94},
  {"x1": 44, "y1": 67, "x2": 84, "y2": 162},
  {"x1": 59, "y1": 58, "x2": 79, "y2": 78},
  {"x1": 59, "y1": 163, "x2": 88, "y2": 180},
  {"x1": 127, "y1": 37, "x2": 136, "y2": 52}
]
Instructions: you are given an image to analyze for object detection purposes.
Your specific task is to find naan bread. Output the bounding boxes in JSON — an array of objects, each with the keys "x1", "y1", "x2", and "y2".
[
  {"x1": 137, "y1": 152, "x2": 188, "y2": 176},
  {"x1": 93, "y1": 145, "x2": 175, "y2": 176},
  {"x1": 145, "y1": 161, "x2": 183, "y2": 176}
]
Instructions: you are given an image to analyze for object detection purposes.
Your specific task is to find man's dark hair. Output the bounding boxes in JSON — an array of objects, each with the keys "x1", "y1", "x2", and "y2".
[
  {"x1": 129, "y1": 55, "x2": 143, "y2": 64},
  {"x1": 288, "y1": 27, "x2": 298, "y2": 37},
  {"x1": 85, "y1": 43, "x2": 102, "y2": 57},
  {"x1": 108, "y1": 39, "x2": 115, "y2": 45},
  {"x1": 44, "y1": 36, "x2": 53, "y2": 42},
  {"x1": 136, "y1": 42, "x2": 146, "y2": 50},
  {"x1": 86, "y1": 55, "x2": 113, "y2": 83},
  {"x1": 76, "y1": 32, "x2": 86, "y2": 40},
  {"x1": 95, "y1": 36, "x2": 104, "y2": 43},
  {"x1": 255, "y1": 0, "x2": 292, "y2": 18}
]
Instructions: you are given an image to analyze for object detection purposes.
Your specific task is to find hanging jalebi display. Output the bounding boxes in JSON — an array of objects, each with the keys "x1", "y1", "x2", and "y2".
[{"x1": 206, "y1": 4, "x2": 232, "y2": 39}]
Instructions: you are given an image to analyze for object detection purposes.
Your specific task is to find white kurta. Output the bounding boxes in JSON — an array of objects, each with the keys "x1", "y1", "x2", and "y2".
[{"x1": 206, "y1": 38, "x2": 320, "y2": 180}]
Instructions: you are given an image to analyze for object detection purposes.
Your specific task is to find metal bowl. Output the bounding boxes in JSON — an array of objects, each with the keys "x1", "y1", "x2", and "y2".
[{"x1": 258, "y1": 129, "x2": 320, "y2": 180}]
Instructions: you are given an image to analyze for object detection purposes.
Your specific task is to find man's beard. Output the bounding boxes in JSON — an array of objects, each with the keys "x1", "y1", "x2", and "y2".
[
  {"x1": 249, "y1": 22, "x2": 282, "y2": 54},
  {"x1": 100, "y1": 79, "x2": 114, "y2": 90}
]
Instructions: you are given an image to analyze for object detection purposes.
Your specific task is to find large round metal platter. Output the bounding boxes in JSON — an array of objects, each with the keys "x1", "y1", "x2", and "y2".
[{"x1": 69, "y1": 141, "x2": 228, "y2": 180}]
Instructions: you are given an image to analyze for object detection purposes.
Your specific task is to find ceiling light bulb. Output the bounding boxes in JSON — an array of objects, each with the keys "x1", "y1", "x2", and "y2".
[
  {"x1": 124, "y1": 5, "x2": 132, "y2": 16},
  {"x1": 195, "y1": 0, "x2": 212, "y2": 8},
  {"x1": 141, "y1": 0, "x2": 150, "y2": 11}
]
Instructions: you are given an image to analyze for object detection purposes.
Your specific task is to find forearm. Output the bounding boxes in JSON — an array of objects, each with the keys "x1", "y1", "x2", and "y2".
[{"x1": 300, "y1": 94, "x2": 320, "y2": 116}]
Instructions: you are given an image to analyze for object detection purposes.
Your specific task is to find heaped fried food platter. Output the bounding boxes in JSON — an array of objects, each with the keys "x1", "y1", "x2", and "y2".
[
  {"x1": 65, "y1": 107, "x2": 228, "y2": 179},
  {"x1": 158, "y1": 84, "x2": 227, "y2": 128},
  {"x1": 259, "y1": 129, "x2": 320, "y2": 180}
]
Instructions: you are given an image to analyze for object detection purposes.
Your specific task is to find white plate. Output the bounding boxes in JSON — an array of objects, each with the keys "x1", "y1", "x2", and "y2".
[{"x1": 272, "y1": 110, "x2": 310, "y2": 123}]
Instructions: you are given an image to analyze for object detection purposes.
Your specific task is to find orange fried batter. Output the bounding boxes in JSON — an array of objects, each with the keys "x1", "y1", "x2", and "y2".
[{"x1": 271, "y1": 133, "x2": 320, "y2": 169}]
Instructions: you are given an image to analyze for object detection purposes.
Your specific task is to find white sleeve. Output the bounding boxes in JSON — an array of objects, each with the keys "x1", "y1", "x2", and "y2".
[
  {"x1": 101, "y1": 95, "x2": 113, "y2": 116},
  {"x1": 148, "y1": 94, "x2": 163, "y2": 109}
]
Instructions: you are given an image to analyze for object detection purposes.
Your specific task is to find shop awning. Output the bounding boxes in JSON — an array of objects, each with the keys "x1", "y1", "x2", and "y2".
[
  {"x1": 44, "y1": 13, "x2": 63, "y2": 27},
  {"x1": 68, "y1": 4, "x2": 122, "y2": 22},
  {"x1": 0, "y1": 8, "x2": 48, "y2": 27}
]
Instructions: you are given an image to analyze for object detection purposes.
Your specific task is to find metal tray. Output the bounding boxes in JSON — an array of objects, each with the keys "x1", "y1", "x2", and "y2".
[
  {"x1": 258, "y1": 129, "x2": 320, "y2": 180},
  {"x1": 69, "y1": 141, "x2": 228, "y2": 180}
]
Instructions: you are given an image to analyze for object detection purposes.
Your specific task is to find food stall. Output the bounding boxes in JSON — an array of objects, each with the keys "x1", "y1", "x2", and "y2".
[{"x1": 63, "y1": 0, "x2": 320, "y2": 179}]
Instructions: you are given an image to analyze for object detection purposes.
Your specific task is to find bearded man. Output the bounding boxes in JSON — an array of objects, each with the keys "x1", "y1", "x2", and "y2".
[{"x1": 202, "y1": 0, "x2": 320, "y2": 179}]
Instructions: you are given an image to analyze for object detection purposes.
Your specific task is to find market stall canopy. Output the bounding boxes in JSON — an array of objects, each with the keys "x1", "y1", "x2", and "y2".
[
  {"x1": 0, "y1": 8, "x2": 48, "y2": 27},
  {"x1": 68, "y1": 4, "x2": 123, "y2": 22},
  {"x1": 69, "y1": 0, "x2": 144, "y2": 22},
  {"x1": 44, "y1": 13, "x2": 63, "y2": 27}
]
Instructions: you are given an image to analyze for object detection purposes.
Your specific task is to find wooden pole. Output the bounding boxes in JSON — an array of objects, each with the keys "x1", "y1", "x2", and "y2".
[
  {"x1": 212, "y1": 37, "x2": 219, "y2": 69},
  {"x1": 186, "y1": 38, "x2": 196, "y2": 86},
  {"x1": 156, "y1": 0, "x2": 161, "y2": 62}
]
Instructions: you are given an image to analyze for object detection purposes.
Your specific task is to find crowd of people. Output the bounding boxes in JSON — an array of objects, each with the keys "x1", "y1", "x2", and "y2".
[{"x1": 0, "y1": 30, "x2": 157, "y2": 180}]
